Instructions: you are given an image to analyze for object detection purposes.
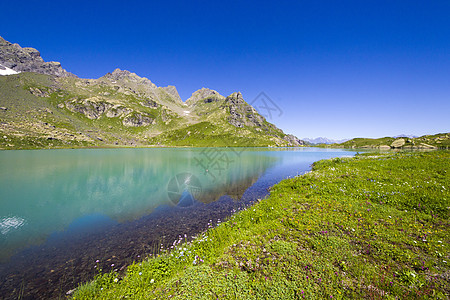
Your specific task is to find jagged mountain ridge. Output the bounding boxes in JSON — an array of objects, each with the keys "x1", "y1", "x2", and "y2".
[
  {"x1": 0, "y1": 36, "x2": 76, "y2": 78},
  {"x1": 0, "y1": 36, "x2": 304, "y2": 149}
]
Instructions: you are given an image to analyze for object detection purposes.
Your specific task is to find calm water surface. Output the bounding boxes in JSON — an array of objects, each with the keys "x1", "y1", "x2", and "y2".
[{"x1": 0, "y1": 147, "x2": 355, "y2": 299}]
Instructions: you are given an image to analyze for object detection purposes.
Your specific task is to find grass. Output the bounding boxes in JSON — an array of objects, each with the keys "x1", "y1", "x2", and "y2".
[
  {"x1": 148, "y1": 121, "x2": 283, "y2": 147},
  {"x1": 336, "y1": 137, "x2": 396, "y2": 148},
  {"x1": 328, "y1": 134, "x2": 450, "y2": 149},
  {"x1": 1, "y1": 73, "x2": 296, "y2": 150},
  {"x1": 72, "y1": 151, "x2": 449, "y2": 299}
]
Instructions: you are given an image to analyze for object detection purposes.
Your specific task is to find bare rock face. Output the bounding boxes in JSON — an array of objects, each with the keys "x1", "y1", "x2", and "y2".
[
  {"x1": 65, "y1": 99, "x2": 113, "y2": 119},
  {"x1": 283, "y1": 134, "x2": 306, "y2": 147},
  {"x1": 105, "y1": 106, "x2": 132, "y2": 118},
  {"x1": 379, "y1": 145, "x2": 391, "y2": 150},
  {"x1": 122, "y1": 113, "x2": 154, "y2": 127},
  {"x1": 186, "y1": 88, "x2": 224, "y2": 105},
  {"x1": 29, "y1": 87, "x2": 53, "y2": 97},
  {"x1": 225, "y1": 92, "x2": 265, "y2": 128},
  {"x1": 65, "y1": 98, "x2": 137, "y2": 121},
  {"x1": 140, "y1": 99, "x2": 159, "y2": 108},
  {"x1": 103, "y1": 68, "x2": 156, "y2": 88},
  {"x1": 161, "y1": 86, "x2": 183, "y2": 103},
  {"x1": 391, "y1": 138, "x2": 406, "y2": 148},
  {"x1": 0, "y1": 36, "x2": 76, "y2": 77}
]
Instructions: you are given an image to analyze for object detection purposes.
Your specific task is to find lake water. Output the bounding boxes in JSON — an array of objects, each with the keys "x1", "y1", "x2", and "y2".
[{"x1": 0, "y1": 147, "x2": 356, "y2": 299}]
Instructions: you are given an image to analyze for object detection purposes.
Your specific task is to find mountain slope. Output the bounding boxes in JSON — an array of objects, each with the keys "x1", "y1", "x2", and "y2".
[
  {"x1": 325, "y1": 134, "x2": 450, "y2": 149},
  {"x1": 0, "y1": 37, "x2": 304, "y2": 149},
  {"x1": 151, "y1": 91, "x2": 304, "y2": 147}
]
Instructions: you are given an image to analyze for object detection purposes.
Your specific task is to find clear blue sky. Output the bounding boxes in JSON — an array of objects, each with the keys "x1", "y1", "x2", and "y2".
[{"x1": 1, "y1": 0, "x2": 449, "y2": 139}]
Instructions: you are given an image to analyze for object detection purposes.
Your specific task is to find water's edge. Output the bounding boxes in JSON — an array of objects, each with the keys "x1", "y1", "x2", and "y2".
[{"x1": 0, "y1": 148, "x2": 356, "y2": 299}]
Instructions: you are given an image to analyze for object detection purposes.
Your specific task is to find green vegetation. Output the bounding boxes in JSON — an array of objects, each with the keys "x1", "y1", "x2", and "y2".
[
  {"x1": 149, "y1": 122, "x2": 284, "y2": 147},
  {"x1": 326, "y1": 134, "x2": 450, "y2": 150},
  {"x1": 72, "y1": 151, "x2": 450, "y2": 299},
  {"x1": 0, "y1": 72, "x2": 301, "y2": 150},
  {"x1": 334, "y1": 137, "x2": 397, "y2": 148}
]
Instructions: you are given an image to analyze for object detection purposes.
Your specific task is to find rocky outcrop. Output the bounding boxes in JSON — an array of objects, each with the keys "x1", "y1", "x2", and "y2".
[
  {"x1": 140, "y1": 99, "x2": 159, "y2": 108},
  {"x1": 0, "y1": 36, "x2": 76, "y2": 77},
  {"x1": 283, "y1": 134, "x2": 306, "y2": 147},
  {"x1": 417, "y1": 143, "x2": 438, "y2": 149},
  {"x1": 225, "y1": 93, "x2": 245, "y2": 128},
  {"x1": 391, "y1": 138, "x2": 406, "y2": 148},
  {"x1": 29, "y1": 87, "x2": 55, "y2": 97},
  {"x1": 102, "y1": 68, "x2": 156, "y2": 88},
  {"x1": 64, "y1": 98, "x2": 137, "y2": 121},
  {"x1": 186, "y1": 88, "x2": 224, "y2": 105},
  {"x1": 161, "y1": 108, "x2": 176, "y2": 123},
  {"x1": 100, "y1": 69, "x2": 183, "y2": 107},
  {"x1": 161, "y1": 86, "x2": 182, "y2": 103},
  {"x1": 224, "y1": 92, "x2": 265, "y2": 128},
  {"x1": 65, "y1": 98, "x2": 113, "y2": 119},
  {"x1": 64, "y1": 95, "x2": 154, "y2": 127},
  {"x1": 122, "y1": 113, "x2": 154, "y2": 127},
  {"x1": 105, "y1": 106, "x2": 132, "y2": 118}
]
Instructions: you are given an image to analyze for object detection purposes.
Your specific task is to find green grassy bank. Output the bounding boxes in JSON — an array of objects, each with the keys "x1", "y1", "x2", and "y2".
[{"x1": 72, "y1": 151, "x2": 449, "y2": 299}]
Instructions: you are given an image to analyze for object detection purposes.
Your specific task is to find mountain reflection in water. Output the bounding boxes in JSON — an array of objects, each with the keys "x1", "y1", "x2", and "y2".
[{"x1": 0, "y1": 147, "x2": 355, "y2": 299}]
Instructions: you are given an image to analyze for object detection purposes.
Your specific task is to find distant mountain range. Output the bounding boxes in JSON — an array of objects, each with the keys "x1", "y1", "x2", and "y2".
[
  {"x1": 392, "y1": 134, "x2": 418, "y2": 139},
  {"x1": 303, "y1": 137, "x2": 349, "y2": 145},
  {"x1": 0, "y1": 36, "x2": 304, "y2": 149}
]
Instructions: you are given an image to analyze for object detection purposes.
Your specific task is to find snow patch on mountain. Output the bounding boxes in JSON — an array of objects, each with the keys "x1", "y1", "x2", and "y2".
[{"x1": 0, "y1": 64, "x2": 19, "y2": 76}]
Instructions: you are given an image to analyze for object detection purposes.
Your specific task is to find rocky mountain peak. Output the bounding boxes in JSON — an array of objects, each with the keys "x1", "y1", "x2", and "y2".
[
  {"x1": 186, "y1": 88, "x2": 224, "y2": 105},
  {"x1": 0, "y1": 37, "x2": 307, "y2": 149},
  {"x1": 104, "y1": 68, "x2": 156, "y2": 88},
  {"x1": 225, "y1": 91, "x2": 245, "y2": 105},
  {"x1": 226, "y1": 91, "x2": 243, "y2": 100},
  {"x1": 23, "y1": 47, "x2": 41, "y2": 58},
  {"x1": 112, "y1": 68, "x2": 131, "y2": 76},
  {"x1": 109, "y1": 68, "x2": 139, "y2": 81},
  {"x1": 161, "y1": 85, "x2": 182, "y2": 102},
  {"x1": 0, "y1": 36, "x2": 76, "y2": 77}
]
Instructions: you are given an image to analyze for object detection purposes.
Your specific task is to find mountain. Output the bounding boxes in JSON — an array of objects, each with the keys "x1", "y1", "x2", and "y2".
[
  {"x1": 325, "y1": 134, "x2": 450, "y2": 149},
  {"x1": 303, "y1": 137, "x2": 349, "y2": 145},
  {"x1": 0, "y1": 36, "x2": 76, "y2": 78},
  {"x1": 393, "y1": 134, "x2": 418, "y2": 139},
  {"x1": 0, "y1": 63, "x2": 19, "y2": 75},
  {"x1": 0, "y1": 37, "x2": 304, "y2": 149}
]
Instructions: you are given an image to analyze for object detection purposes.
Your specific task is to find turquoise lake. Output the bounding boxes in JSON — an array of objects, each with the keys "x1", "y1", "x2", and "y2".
[{"x1": 0, "y1": 147, "x2": 356, "y2": 299}]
